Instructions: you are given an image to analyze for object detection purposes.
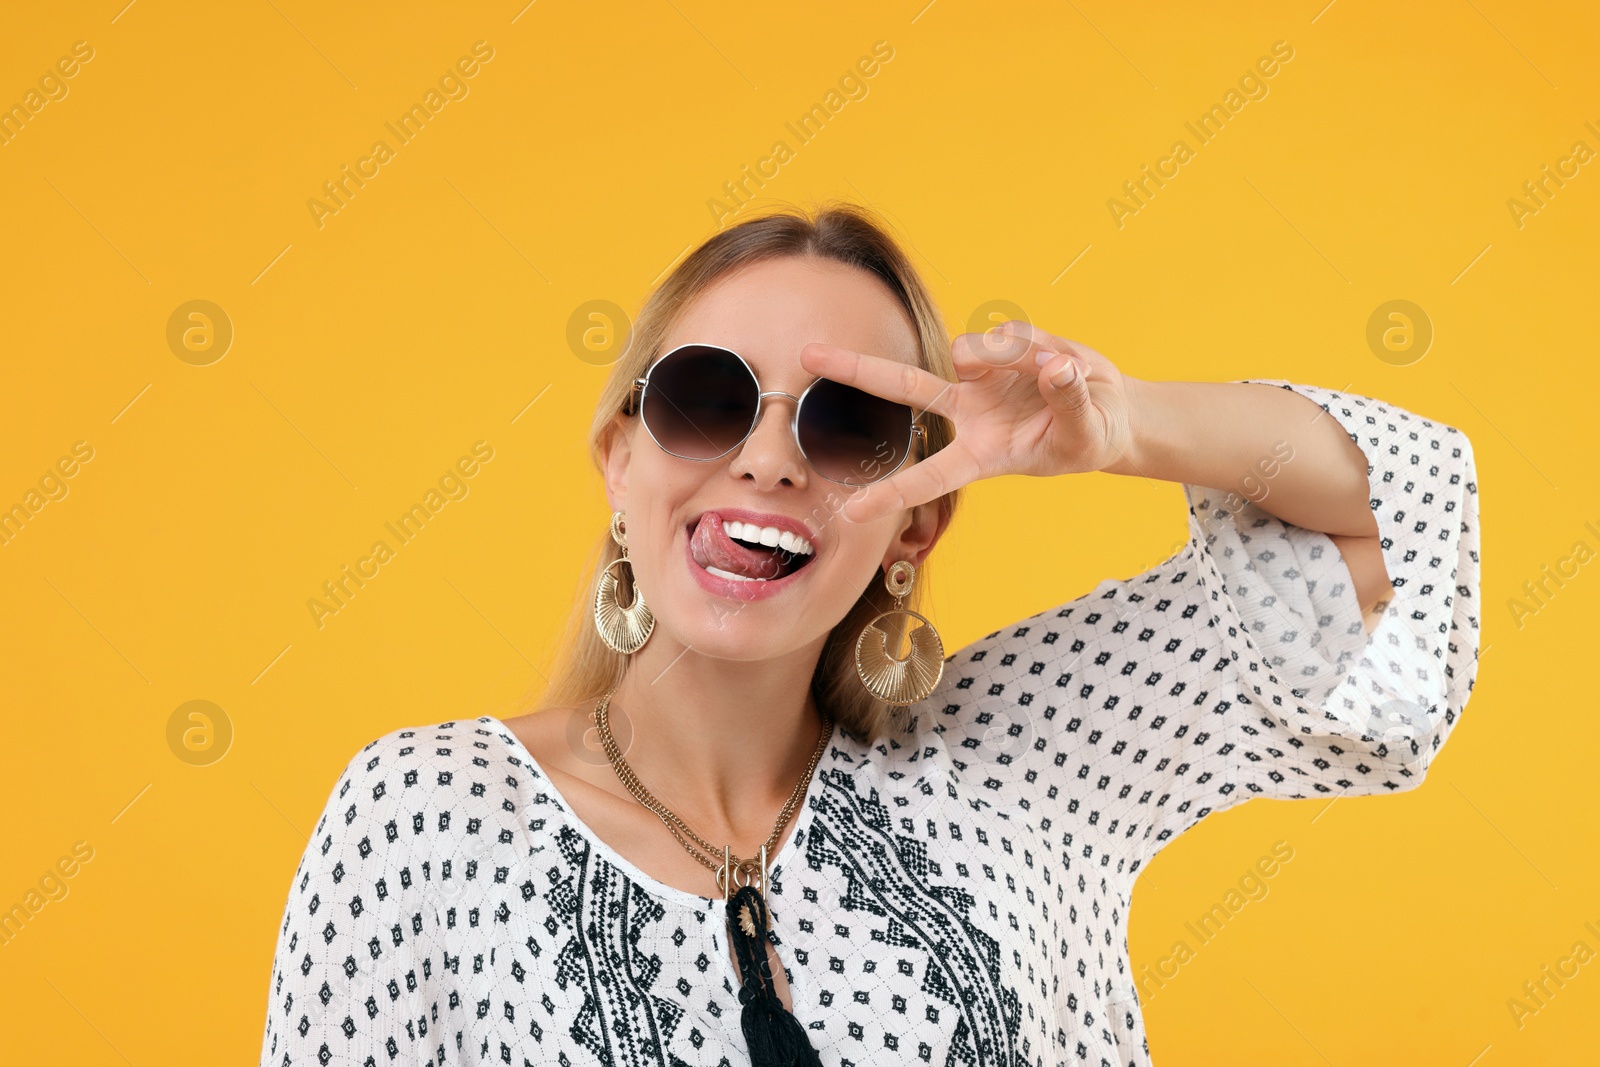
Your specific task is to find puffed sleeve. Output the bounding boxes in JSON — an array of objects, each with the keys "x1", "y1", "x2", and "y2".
[
  {"x1": 258, "y1": 733, "x2": 447, "y2": 1066},
  {"x1": 924, "y1": 379, "x2": 1482, "y2": 878}
]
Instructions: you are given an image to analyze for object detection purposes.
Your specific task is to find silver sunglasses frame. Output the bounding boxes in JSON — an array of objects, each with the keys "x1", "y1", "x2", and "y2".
[{"x1": 625, "y1": 342, "x2": 925, "y2": 487}]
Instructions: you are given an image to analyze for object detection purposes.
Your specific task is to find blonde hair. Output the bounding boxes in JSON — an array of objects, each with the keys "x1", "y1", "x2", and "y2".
[{"x1": 534, "y1": 200, "x2": 961, "y2": 745}]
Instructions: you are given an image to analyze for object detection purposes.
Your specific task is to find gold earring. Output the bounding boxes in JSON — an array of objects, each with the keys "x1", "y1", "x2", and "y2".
[
  {"x1": 854, "y1": 560, "x2": 944, "y2": 705},
  {"x1": 594, "y1": 512, "x2": 654, "y2": 655}
]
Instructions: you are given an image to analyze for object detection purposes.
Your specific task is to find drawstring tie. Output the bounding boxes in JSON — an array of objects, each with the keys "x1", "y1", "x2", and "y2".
[{"x1": 725, "y1": 884, "x2": 822, "y2": 1066}]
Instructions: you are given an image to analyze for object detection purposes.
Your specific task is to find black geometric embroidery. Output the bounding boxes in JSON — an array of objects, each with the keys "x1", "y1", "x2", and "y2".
[
  {"x1": 547, "y1": 820, "x2": 696, "y2": 1065},
  {"x1": 804, "y1": 768, "x2": 1023, "y2": 1065}
]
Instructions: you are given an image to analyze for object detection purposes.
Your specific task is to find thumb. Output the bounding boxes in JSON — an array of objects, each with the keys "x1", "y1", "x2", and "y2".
[{"x1": 1036, "y1": 350, "x2": 1093, "y2": 420}]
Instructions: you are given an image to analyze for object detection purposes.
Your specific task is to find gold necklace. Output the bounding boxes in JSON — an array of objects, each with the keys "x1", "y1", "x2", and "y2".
[{"x1": 591, "y1": 688, "x2": 833, "y2": 899}]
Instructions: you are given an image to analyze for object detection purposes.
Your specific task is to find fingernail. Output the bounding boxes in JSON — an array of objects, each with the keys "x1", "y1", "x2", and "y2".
[
  {"x1": 1050, "y1": 359, "x2": 1078, "y2": 387},
  {"x1": 1035, "y1": 348, "x2": 1059, "y2": 368}
]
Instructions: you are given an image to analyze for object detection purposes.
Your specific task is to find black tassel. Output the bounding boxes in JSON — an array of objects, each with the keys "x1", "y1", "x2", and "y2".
[{"x1": 725, "y1": 884, "x2": 822, "y2": 1067}]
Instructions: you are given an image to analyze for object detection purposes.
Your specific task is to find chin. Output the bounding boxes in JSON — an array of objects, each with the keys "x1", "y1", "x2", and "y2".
[{"x1": 650, "y1": 609, "x2": 831, "y2": 665}]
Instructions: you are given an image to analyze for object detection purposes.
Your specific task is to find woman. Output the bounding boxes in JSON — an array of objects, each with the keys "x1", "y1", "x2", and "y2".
[{"x1": 259, "y1": 203, "x2": 1481, "y2": 1066}]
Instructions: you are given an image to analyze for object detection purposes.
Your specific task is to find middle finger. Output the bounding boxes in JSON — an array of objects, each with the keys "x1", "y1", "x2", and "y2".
[{"x1": 951, "y1": 322, "x2": 1071, "y2": 379}]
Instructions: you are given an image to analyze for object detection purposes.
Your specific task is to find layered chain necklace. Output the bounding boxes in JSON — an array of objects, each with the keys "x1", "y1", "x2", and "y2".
[
  {"x1": 591, "y1": 688, "x2": 832, "y2": 899},
  {"x1": 591, "y1": 688, "x2": 831, "y2": 1066}
]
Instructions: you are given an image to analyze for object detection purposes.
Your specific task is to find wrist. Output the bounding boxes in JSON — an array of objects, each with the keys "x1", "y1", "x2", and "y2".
[{"x1": 1104, "y1": 374, "x2": 1159, "y2": 478}]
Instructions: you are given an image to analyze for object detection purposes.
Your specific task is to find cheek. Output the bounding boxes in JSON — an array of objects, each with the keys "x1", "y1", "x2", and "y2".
[
  {"x1": 628, "y1": 465, "x2": 691, "y2": 544},
  {"x1": 822, "y1": 521, "x2": 895, "y2": 600},
  {"x1": 624, "y1": 438, "x2": 695, "y2": 506},
  {"x1": 619, "y1": 451, "x2": 707, "y2": 577}
]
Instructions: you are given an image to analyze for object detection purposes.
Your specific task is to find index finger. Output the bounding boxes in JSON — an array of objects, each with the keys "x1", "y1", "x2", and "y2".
[{"x1": 800, "y1": 342, "x2": 957, "y2": 418}]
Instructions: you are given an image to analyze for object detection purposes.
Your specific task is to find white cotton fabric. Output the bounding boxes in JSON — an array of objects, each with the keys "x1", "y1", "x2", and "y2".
[{"x1": 259, "y1": 380, "x2": 1481, "y2": 1067}]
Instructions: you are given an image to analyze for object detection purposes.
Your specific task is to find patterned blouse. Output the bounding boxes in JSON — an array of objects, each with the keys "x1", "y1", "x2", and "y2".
[{"x1": 259, "y1": 379, "x2": 1482, "y2": 1067}]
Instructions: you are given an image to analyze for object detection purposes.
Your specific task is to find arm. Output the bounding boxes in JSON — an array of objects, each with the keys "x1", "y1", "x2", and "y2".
[
  {"x1": 1110, "y1": 378, "x2": 1391, "y2": 631},
  {"x1": 797, "y1": 326, "x2": 1410, "y2": 636},
  {"x1": 927, "y1": 376, "x2": 1481, "y2": 874}
]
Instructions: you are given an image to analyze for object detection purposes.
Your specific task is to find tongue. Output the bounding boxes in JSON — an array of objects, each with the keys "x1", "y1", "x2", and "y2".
[{"x1": 690, "y1": 513, "x2": 789, "y2": 580}]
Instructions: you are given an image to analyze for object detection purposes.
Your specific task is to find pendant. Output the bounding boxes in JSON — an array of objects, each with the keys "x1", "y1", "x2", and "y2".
[
  {"x1": 717, "y1": 842, "x2": 770, "y2": 902},
  {"x1": 720, "y1": 843, "x2": 823, "y2": 1065}
]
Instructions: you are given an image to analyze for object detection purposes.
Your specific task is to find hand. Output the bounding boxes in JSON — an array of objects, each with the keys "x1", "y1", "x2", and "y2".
[{"x1": 799, "y1": 321, "x2": 1140, "y2": 523}]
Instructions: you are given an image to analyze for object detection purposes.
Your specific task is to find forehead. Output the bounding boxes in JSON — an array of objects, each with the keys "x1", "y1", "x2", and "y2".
[{"x1": 663, "y1": 255, "x2": 921, "y2": 375}]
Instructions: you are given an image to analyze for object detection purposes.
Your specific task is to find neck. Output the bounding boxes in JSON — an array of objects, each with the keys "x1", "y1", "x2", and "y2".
[{"x1": 605, "y1": 631, "x2": 832, "y2": 851}]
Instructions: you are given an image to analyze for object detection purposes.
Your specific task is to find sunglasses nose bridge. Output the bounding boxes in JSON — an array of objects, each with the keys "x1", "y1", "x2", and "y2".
[
  {"x1": 751, "y1": 389, "x2": 802, "y2": 439},
  {"x1": 726, "y1": 389, "x2": 811, "y2": 487}
]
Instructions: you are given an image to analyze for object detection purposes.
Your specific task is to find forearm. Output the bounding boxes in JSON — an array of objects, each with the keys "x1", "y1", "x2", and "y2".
[{"x1": 1106, "y1": 378, "x2": 1380, "y2": 540}]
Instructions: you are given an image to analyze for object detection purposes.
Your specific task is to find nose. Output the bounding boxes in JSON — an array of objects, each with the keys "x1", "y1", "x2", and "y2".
[{"x1": 727, "y1": 392, "x2": 808, "y2": 489}]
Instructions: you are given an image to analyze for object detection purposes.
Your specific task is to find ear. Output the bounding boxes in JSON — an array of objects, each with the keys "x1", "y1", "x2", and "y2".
[
  {"x1": 882, "y1": 498, "x2": 949, "y2": 571},
  {"x1": 599, "y1": 414, "x2": 633, "y2": 513}
]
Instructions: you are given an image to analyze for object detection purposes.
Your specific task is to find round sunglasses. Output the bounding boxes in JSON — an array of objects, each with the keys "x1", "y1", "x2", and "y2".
[{"x1": 621, "y1": 343, "x2": 925, "y2": 487}]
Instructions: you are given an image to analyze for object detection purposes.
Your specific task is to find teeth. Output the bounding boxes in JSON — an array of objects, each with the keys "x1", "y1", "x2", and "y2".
[
  {"x1": 705, "y1": 565, "x2": 767, "y2": 583},
  {"x1": 718, "y1": 518, "x2": 814, "y2": 557}
]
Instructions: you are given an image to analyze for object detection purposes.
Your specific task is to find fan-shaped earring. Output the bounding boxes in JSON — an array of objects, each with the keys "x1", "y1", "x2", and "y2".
[
  {"x1": 594, "y1": 512, "x2": 654, "y2": 655},
  {"x1": 854, "y1": 560, "x2": 944, "y2": 706}
]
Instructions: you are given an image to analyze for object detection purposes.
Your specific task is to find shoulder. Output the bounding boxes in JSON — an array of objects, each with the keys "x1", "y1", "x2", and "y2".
[
  {"x1": 329, "y1": 716, "x2": 520, "y2": 795},
  {"x1": 310, "y1": 716, "x2": 535, "y2": 856},
  {"x1": 920, "y1": 550, "x2": 1211, "y2": 748},
  {"x1": 929, "y1": 570, "x2": 1142, "y2": 704}
]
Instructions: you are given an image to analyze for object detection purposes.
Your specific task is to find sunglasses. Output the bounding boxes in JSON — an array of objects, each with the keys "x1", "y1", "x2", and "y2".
[{"x1": 621, "y1": 343, "x2": 925, "y2": 486}]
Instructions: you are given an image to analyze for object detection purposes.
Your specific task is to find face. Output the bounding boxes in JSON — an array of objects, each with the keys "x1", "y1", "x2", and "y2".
[{"x1": 602, "y1": 255, "x2": 944, "y2": 664}]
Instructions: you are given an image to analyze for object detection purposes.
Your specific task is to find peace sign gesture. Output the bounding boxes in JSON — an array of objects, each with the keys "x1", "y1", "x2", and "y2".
[{"x1": 799, "y1": 321, "x2": 1140, "y2": 523}]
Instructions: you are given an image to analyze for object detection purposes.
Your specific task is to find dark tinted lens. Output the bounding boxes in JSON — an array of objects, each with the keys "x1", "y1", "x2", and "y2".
[
  {"x1": 641, "y1": 346, "x2": 759, "y2": 459},
  {"x1": 797, "y1": 378, "x2": 914, "y2": 485}
]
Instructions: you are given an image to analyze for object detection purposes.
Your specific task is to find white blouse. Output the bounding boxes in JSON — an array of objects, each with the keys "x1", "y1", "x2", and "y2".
[{"x1": 259, "y1": 379, "x2": 1481, "y2": 1067}]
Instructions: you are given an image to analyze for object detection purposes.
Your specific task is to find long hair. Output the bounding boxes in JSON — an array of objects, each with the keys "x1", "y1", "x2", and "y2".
[{"x1": 533, "y1": 200, "x2": 961, "y2": 745}]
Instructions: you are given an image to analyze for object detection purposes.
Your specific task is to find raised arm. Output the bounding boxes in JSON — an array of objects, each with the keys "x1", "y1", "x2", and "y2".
[
  {"x1": 800, "y1": 322, "x2": 1392, "y2": 630},
  {"x1": 921, "y1": 372, "x2": 1481, "y2": 873}
]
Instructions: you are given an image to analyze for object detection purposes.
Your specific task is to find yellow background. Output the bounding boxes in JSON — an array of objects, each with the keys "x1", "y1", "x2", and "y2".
[{"x1": 2, "y1": 1, "x2": 1594, "y2": 1063}]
